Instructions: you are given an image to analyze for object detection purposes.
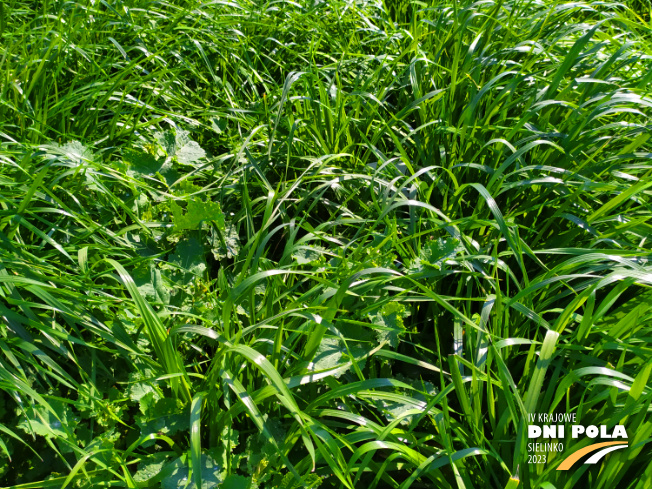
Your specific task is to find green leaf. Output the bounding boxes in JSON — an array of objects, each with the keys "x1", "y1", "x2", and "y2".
[
  {"x1": 133, "y1": 261, "x2": 170, "y2": 304},
  {"x1": 172, "y1": 198, "x2": 225, "y2": 231},
  {"x1": 292, "y1": 245, "x2": 326, "y2": 265},
  {"x1": 278, "y1": 472, "x2": 322, "y2": 489},
  {"x1": 190, "y1": 394, "x2": 204, "y2": 489},
  {"x1": 124, "y1": 149, "x2": 165, "y2": 175},
  {"x1": 154, "y1": 129, "x2": 206, "y2": 166},
  {"x1": 178, "y1": 179, "x2": 204, "y2": 195},
  {"x1": 155, "y1": 130, "x2": 178, "y2": 156},
  {"x1": 416, "y1": 237, "x2": 463, "y2": 270},
  {"x1": 176, "y1": 140, "x2": 206, "y2": 166},
  {"x1": 370, "y1": 302, "x2": 408, "y2": 348},
  {"x1": 210, "y1": 224, "x2": 241, "y2": 260},
  {"x1": 311, "y1": 336, "x2": 346, "y2": 377},
  {"x1": 136, "y1": 397, "x2": 188, "y2": 438},
  {"x1": 169, "y1": 237, "x2": 207, "y2": 281},
  {"x1": 161, "y1": 454, "x2": 221, "y2": 489},
  {"x1": 107, "y1": 259, "x2": 191, "y2": 402},
  {"x1": 16, "y1": 399, "x2": 77, "y2": 440},
  {"x1": 524, "y1": 330, "x2": 559, "y2": 413},
  {"x1": 44, "y1": 140, "x2": 94, "y2": 163},
  {"x1": 211, "y1": 426, "x2": 239, "y2": 470},
  {"x1": 134, "y1": 452, "x2": 173, "y2": 483},
  {"x1": 128, "y1": 368, "x2": 163, "y2": 416},
  {"x1": 221, "y1": 474, "x2": 252, "y2": 489}
]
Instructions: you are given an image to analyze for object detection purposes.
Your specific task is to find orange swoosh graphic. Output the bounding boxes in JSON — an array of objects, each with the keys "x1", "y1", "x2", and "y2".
[{"x1": 557, "y1": 441, "x2": 627, "y2": 471}]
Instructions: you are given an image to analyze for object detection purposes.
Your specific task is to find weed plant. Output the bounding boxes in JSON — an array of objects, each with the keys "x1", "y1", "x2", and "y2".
[{"x1": 0, "y1": 0, "x2": 651, "y2": 488}]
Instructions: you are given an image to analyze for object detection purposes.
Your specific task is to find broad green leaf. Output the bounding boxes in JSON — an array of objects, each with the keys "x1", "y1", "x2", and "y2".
[
  {"x1": 161, "y1": 454, "x2": 220, "y2": 489},
  {"x1": 311, "y1": 336, "x2": 346, "y2": 377},
  {"x1": 221, "y1": 474, "x2": 252, "y2": 489},
  {"x1": 172, "y1": 198, "x2": 225, "y2": 231},
  {"x1": 124, "y1": 149, "x2": 165, "y2": 175},
  {"x1": 169, "y1": 237, "x2": 207, "y2": 278},
  {"x1": 154, "y1": 129, "x2": 206, "y2": 166},
  {"x1": 370, "y1": 302, "x2": 408, "y2": 348},
  {"x1": 292, "y1": 245, "x2": 326, "y2": 265},
  {"x1": 134, "y1": 453, "x2": 173, "y2": 483},
  {"x1": 16, "y1": 399, "x2": 77, "y2": 440},
  {"x1": 210, "y1": 224, "x2": 241, "y2": 260}
]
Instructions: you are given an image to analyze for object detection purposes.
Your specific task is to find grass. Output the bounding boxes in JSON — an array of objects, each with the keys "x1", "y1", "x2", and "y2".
[{"x1": 0, "y1": 0, "x2": 651, "y2": 487}]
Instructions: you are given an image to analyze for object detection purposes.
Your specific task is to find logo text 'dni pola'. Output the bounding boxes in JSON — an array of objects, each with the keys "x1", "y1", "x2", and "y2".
[{"x1": 527, "y1": 413, "x2": 628, "y2": 471}]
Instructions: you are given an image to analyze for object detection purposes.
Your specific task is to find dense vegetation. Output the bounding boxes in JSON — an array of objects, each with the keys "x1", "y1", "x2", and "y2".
[{"x1": 1, "y1": 0, "x2": 651, "y2": 487}]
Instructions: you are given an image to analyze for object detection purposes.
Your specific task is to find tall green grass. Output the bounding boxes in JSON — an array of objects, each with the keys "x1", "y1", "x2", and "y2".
[{"x1": 0, "y1": 0, "x2": 651, "y2": 488}]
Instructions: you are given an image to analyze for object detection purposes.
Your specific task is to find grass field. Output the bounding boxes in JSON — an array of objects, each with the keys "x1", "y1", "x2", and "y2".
[{"x1": 1, "y1": 0, "x2": 651, "y2": 487}]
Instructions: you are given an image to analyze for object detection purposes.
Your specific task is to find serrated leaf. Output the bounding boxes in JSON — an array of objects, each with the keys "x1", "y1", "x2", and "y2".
[
  {"x1": 83, "y1": 429, "x2": 121, "y2": 466},
  {"x1": 370, "y1": 302, "x2": 408, "y2": 348},
  {"x1": 178, "y1": 179, "x2": 203, "y2": 195},
  {"x1": 245, "y1": 417, "x2": 284, "y2": 476},
  {"x1": 211, "y1": 426, "x2": 239, "y2": 470},
  {"x1": 372, "y1": 395, "x2": 420, "y2": 427},
  {"x1": 138, "y1": 391, "x2": 158, "y2": 415},
  {"x1": 136, "y1": 412, "x2": 187, "y2": 438},
  {"x1": 279, "y1": 472, "x2": 322, "y2": 489},
  {"x1": 171, "y1": 198, "x2": 224, "y2": 231},
  {"x1": 412, "y1": 237, "x2": 463, "y2": 271}
]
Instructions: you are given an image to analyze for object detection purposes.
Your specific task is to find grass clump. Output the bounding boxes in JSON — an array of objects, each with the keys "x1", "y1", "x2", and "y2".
[{"x1": 1, "y1": 0, "x2": 651, "y2": 488}]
